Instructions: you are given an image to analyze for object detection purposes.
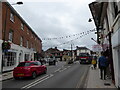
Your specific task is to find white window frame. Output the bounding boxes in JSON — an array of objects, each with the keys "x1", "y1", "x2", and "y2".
[
  {"x1": 9, "y1": 30, "x2": 13, "y2": 42},
  {"x1": 27, "y1": 29, "x2": 29, "y2": 34},
  {"x1": 21, "y1": 23, "x2": 24, "y2": 30},
  {"x1": 20, "y1": 36, "x2": 23, "y2": 46},
  {"x1": 2, "y1": 52, "x2": 16, "y2": 67},
  {"x1": 26, "y1": 40, "x2": 29, "y2": 48},
  {"x1": 10, "y1": 12, "x2": 15, "y2": 22}
]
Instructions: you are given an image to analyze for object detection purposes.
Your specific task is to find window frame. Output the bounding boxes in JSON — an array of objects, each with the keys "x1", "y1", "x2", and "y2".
[
  {"x1": 20, "y1": 36, "x2": 23, "y2": 46},
  {"x1": 10, "y1": 12, "x2": 15, "y2": 23},
  {"x1": 8, "y1": 30, "x2": 13, "y2": 42},
  {"x1": 26, "y1": 40, "x2": 29, "y2": 48},
  {"x1": 21, "y1": 23, "x2": 24, "y2": 30}
]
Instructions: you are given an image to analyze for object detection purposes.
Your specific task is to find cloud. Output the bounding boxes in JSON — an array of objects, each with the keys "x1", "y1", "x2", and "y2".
[{"x1": 8, "y1": 0, "x2": 97, "y2": 51}]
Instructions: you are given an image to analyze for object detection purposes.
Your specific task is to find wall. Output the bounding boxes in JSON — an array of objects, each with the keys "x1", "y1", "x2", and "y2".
[
  {"x1": 0, "y1": 40, "x2": 2, "y2": 73},
  {"x1": 112, "y1": 28, "x2": 120, "y2": 88},
  {"x1": 0, "y1": 1, "x2": 2, "y2": 40}
]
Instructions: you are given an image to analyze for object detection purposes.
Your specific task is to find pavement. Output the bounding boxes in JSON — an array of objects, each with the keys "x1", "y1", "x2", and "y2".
[
  {"x1": 87, "y1": 65, "x2": 116, "y2": 88},
  {"x1": 0, "y1": 63, "x2": 117, "y2": 88}
]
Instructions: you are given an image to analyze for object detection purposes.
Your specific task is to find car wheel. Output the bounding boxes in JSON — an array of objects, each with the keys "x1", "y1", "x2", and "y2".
[
  {"x1": 32, "y1": 72, "x2": 37, "y2": 79},
  {"x1": 44, "y1": 69, "x2": 47, "y2": 74},
  {"x1": 14, "y1": 77, "x2": 19, "y2": 80}
]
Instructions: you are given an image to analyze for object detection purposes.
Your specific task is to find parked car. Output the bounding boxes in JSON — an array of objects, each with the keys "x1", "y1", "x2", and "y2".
[
  {"x1": 13, "y1": 61, "x2": 47, "y2": 79},
  {"x1": 48, "y1": 59, "x2": 56, "y2": 65},
  {"x1": 68, "y1": 60, "x2": 73, "y2": 64}
]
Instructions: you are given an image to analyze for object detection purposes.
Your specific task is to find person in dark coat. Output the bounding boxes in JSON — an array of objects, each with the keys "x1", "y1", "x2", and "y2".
[{"x1": 98, "y1": 52, "x2": 108, "y2": 80}]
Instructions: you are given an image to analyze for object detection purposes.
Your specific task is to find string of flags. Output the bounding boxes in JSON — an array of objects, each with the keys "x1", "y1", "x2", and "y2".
[
  {"x1": 42, "y1": 29, "x2": 96, "y2": 40},
  {"x1": 43, "y1": 28, "x2": 96, "y2": 48}
]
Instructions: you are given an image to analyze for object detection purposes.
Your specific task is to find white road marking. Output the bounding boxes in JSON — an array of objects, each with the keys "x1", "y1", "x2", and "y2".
[
  {"x1": 54, "y1": 68, "x2": 61, "y2": 73},
  {"x1": 67, "y1": 66, "x2": 71, "y2": 68},
  {"x1": 21, "y1": 74, "x2": 53, "y2": 89},
  {"x1": 59, "y1": 68, "x2": 67, "y2": 72}
]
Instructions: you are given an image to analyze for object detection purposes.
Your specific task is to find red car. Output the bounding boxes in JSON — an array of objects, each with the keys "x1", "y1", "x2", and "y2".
[{"x1": 13, "y1": 61, "x2": 47, "y2": 79}]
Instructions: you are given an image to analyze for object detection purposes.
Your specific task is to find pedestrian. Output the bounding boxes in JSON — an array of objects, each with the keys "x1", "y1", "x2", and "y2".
[
  {"x1": 92, "y1": 56, "x2": 97, "y2": 69},
  {"x1": 98, "y1": 52, "x2": 108, "y2": 80}
]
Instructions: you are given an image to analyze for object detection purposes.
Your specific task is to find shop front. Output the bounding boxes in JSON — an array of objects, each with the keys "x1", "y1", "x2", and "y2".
[{"x1": 2, "y1": 42, "x2": 36, "y2": 72}]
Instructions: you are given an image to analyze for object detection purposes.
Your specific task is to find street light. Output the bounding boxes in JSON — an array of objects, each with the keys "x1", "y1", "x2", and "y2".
[
  {"x1": 88, "y1": 18, "x2": 93, "y2": 22},
  {"x1": 11, "y1": 1, "x2": 23, "y2": 5}
]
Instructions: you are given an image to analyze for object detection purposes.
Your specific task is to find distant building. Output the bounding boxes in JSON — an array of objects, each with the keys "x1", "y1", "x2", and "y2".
[
  {"x1": 62, "y1": 49, "x2": 76, "y2": 61},
  {"x1": 76, "y1": 46, "x2": 91, "y2": 55},
  {"x1": 0, "y1": 2, "x2": 42, "y2": 72},
  {"x1": 76, "y1": 46, "x2": 92, "y2": 60},
  {"x1": 44, "y1": 47, "x2": 63, "y2": 61}
]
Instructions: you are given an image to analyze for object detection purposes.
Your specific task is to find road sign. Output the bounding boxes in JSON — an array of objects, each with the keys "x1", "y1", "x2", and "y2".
[{"x1": 92, "y1": 45, "x2": 102, "y2": 52}]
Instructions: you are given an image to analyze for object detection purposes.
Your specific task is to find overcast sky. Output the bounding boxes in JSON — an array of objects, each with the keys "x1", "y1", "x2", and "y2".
[{"x1": 7, "y1": 0, "x2": 97, "y2": 51}]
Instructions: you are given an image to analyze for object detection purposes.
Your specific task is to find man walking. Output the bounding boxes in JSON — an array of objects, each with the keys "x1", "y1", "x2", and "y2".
[{"x1": 98, "y1": 52, "x2": 108, "y2": 80}]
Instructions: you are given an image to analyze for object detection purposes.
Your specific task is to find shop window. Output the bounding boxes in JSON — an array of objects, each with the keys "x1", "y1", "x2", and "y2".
[
  {"x1": 2, "y1": 52, "x2": 16, "y2": 67},
  {"x1": 25, "y1": 54, "x2": 29, "y2": 61}
]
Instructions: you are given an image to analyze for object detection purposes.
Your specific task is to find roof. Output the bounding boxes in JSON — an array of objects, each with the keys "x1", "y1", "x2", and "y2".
[
  {"x1": 76, "y1": 47, "x2": 90, "y2": 50},
  {"x1": 45, "y1": 47, "x2": 60, "y2": 53}
]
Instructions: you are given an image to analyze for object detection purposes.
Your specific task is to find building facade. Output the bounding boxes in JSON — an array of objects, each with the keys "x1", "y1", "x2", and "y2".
[
  {"x1": 89, "y1": 1, "x2": 120, "y2": 87},
  {"x1": 0, "y1": 2, "x2": 42, "y2": 72},
  {"x1": 44, "y1": 47, "x2": 63, "y2": 61}
]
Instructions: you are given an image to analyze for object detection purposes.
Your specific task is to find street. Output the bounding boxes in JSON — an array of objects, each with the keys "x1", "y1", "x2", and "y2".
[{"x1": 2, "y1": 61, "x2": 90, "y2": 89}]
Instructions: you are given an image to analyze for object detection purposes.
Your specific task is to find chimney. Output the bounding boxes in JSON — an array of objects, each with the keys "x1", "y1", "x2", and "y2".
[
  {"x1": 55, "y1": 47, "x2": 57, "y2": 49},
  {"x1": 76, "y1": 46, "x2": 78, "y2": 49}
]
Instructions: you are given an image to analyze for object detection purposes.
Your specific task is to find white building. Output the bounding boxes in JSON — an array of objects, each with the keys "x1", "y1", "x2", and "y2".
[
  {"x1": 89, "y1": 1, "x2": 120, "y2": 88},
  {"x1": 76, "y1": 46, "x2": 91, "y2": 56}
]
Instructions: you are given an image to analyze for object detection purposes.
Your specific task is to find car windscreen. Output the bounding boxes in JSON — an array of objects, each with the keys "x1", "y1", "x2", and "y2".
[{"x1": 17, "y1": 62, "x2": 30, "y2": 67}]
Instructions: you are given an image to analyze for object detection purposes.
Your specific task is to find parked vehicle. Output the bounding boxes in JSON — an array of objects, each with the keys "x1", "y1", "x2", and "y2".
[
  {"x1": 67, "y1": 59, "x2": 73, "y2": 64},
  {"x1": 13, "y1": 61, "x2": 47, "y2": 79},
  {"x1": 79, "y1": 53, "x2": 91, "y2": 64},
  {"x1": 48, "y1": 59, "x2": 56, "y2": 65},
  {"x1": 48, "y1": 56, "x2": 56, "y2": 65}
]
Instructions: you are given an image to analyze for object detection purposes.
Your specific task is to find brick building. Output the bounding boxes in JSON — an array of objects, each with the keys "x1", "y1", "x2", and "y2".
[
  {"x1": 0, "y1": 2, "x2": 42, "y2": 72},
  {"x1": 44, "y1": 47, "x2": 63, "y2": 61}
]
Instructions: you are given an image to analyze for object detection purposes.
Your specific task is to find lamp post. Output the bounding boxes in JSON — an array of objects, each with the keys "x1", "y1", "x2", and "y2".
[
  {"x1": 88, "y1": 18, "x2": 101, "y2": 44},
  {"x1": 1, "y1": 1, "x2": 23, "y2": 73}
]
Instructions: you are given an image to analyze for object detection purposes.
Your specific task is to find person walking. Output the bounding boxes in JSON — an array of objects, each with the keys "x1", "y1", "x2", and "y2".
[
  {"x1": 92, "y1": 56, "x2": 97, "y2": 69},
  {"x1": 98, "y1": 52, "x2": 108, "y2": 80}
]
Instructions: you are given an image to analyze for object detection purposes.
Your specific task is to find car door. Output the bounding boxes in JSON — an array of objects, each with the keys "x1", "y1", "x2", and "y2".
[
  {"x1": 30, "y1": 62, "x2": 39, "y2": 74},
  {"x1": 36, "y1": 61, "x2": 43, "y2": 74}
]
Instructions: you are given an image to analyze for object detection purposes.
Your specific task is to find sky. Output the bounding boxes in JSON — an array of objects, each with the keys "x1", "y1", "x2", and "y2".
[{"x1": 7, "y1": 0, "x2": 97, "y2": 51}]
